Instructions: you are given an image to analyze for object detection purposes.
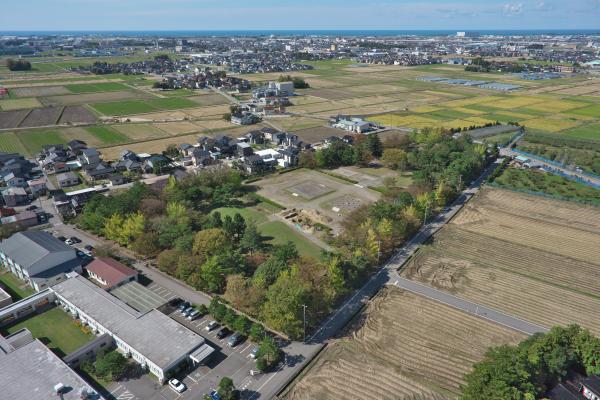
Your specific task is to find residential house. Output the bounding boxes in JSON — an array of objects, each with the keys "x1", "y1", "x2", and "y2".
[
  {"x1": 231, "y1": 113, "x2": 256, "y2": 125},
  {"x1": 56, "y1": 172, "x2": 80, "y2": 188},
  {"x1": 82, "y1": 162, "x2": 114, "y2": 182},
  {"x1": 85, "y1": 257, "x2": 138, "y2": 290},
  {"x1": 242, "y1": 154, "x2": 272, "y2": 174},
  {"x1": 142, "y1": 154, "x2": 171, "y2": 174},
  {"x1": 67, "y1": 139, "x2": 87, "y2": 155},
  {"x1": 191, "y1": 148, "x2": 212, "y2": 168},
  {"x1": 245, "y1": 130, "x2": 265, "y2": 145},
  {"x1": 108, "y1": 174, "x2": 125, "y2": 186},
  {"x1": 27, "y1": 177, "x2": 47, "y2": 197},
  {"x1": 236, "y1": 142, "x2": 254, "y2": 157},
  {"x1": 0, "y1": 210, "x2": 38, "y2": 229},
  {"x1": 0, "y1": 231, "x2": 82, "y2": 291},
  {"x1": 278, "y1": 147, "x2": 299, "y2": 167},
  {"x1": 1, "y1": 187, "x2": 28, "y2": 207},
  {"x1": 178, "y1": 143, "x2": 195, "y2": 157},
  {"x1": 80, "y1": 148, "x2": 101, "y2": 165},
  {"x1": 2, "y1": 172, "x2": 26, "y2": 188}
]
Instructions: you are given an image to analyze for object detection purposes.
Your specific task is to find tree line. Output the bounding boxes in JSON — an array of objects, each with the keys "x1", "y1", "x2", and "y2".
[{"x1": 6, "y1": 58, "x2": 31, "y2": 71}]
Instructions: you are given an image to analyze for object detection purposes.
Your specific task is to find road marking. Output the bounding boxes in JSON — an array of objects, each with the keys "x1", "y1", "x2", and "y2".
[
  {"x1": 240, "y1": 343, "x2": 252, "y2": 354},
  {"x1": 186, "y1": 374, "x2": 198, "y2": 384},
  {"x1": 109, "y1": 384, "x2": 124, "y2": 394}
]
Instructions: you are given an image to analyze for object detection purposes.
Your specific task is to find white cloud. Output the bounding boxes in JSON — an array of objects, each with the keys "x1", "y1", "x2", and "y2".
[{"x1": 503, "y1": 2, "x2": 524, "y2": 15}]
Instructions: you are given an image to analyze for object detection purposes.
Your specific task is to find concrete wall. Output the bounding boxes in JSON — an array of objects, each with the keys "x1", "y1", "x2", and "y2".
[
  {"x1": 64, "y1": 333, "x2": 113, "y2": 368},
  {"x1": 0, "y1": 290, "x2": 56, "y2": 327}
]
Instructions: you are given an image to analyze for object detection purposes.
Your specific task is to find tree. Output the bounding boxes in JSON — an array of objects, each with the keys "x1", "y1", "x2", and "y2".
[
  {"x1": 120, "y1": 212, "x2": 145, "y2": 246},
  {"x1": 233, "y1": 213, "x2": 246, "y2": 239},
  {"x1": 103, "y1": 214, "x2": 124, "y2": 242},
  {"x1": 200, "y1": 256, "x2": 226, "y2": 293},
  {"x1": 233, "y1": 315, "x2": 251, "y2": 335},
  {"x1": 94, "y1": 350, "x2": 130, "y2": 381},
  {"x1": 298, "y1": 151, "x2": 317, "y2": 169},
  {"x1": 240, "y1": 221, "x2": 262, "y2": 253},
  {"x1": 260, "y1": 268, "x2": 308, "y2": 339},
  {"x1": 217, "y1": 377, "x2": 236, "y2": 400},
  {"x1": 256, "y1": 336, "x2": 283, "y2": 372},
  {"x1": 6, "y1": 59, "x2": 31, "y2": 71},
  {"x1": 381, "y1": 148, "x2": 408, "y2": 171},
  {"x1": 366, "y1": 133, "x2": 383, "y2": 158},
  {"x1": 193, "y1": 228, "x2": 229, "y2": 258},
  {"x1": 249, "y1": 323, "x2": 266, "y2": 342},
  {"x1": 209, "y1": 298, "x2": 227, "y2": 322}
]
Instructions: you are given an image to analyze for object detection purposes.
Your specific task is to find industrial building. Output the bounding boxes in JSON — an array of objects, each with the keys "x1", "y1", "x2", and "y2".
[{"x1": 0, "y1": 231, "x2": 82, "y2": 291}]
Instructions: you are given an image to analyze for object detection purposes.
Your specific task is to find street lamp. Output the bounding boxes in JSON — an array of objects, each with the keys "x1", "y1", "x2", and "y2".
[{"x1": 302, "y1": 304, "x2": 308, "y2": 343}]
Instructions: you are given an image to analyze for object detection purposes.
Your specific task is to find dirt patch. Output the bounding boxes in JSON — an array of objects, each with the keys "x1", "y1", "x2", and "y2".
[
  {"x1": 11, "y1": 86, "x2": 70, "y2": 97},
  {"x1": 0, "y1": 110, "x2": 30, "y2": 129},
  {"x1": 291, "y1": 126, "x2": 345, "y2": 144},
  {"x1": 58, "y1": 106, "x2": 96, "y2": 125},
  {"x1": 188, "y1": 94, "x2": 229, "y2": 106},
  {"x1": 40, "y1": 90, "x2": 153, "y2": 106},
  {"x1": 19, "y1": 107, "x2": 63, "y2": 127}
]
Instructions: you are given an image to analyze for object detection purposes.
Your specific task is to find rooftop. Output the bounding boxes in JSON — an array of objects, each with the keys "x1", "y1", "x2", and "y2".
[
  {"x1": 51, "y1": 275, "x2": 204, "y2": 370},
  {"x1": 0, "y1": 338, "x2": 102, "y2": 400},
  {"x1": 86, "y1": 257, "x2": 137, "y2": 289}
]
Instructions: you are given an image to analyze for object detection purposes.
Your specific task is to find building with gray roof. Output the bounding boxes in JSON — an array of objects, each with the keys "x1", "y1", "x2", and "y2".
[
  {"x1": 51, "y1": 274, "x2": 209, "y2": 382},
  {"x1": 0, "y1": 231, "x2": 82, "y2": 292},
  {"x1": 0, "y1": 332, "x2": 102, "y2": 400}
]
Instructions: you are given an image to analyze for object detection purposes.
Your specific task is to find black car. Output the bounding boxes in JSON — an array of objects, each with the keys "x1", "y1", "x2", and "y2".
[
  {"x1": 84, "y1": 245, "x2": 94, "y2": 252},
  {"x1": 216, "y1": 328, "x2": 231, "y2": 340},
  {"x1": 57, "y1": 236, "x2": 66, "y2": 242},
  {"x1": 26, "y1": 205, "x2": 37, "y2": 211},
  {"x1": 178, "y1": 301, "x2": 191, "y2": 312},
  {"x1": 69, "y1": 236, "x2": 81, "y2": 244}
]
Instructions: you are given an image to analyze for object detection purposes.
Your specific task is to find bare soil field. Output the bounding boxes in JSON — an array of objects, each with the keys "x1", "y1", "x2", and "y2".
[
  {"x1": 193, "y1": 119, "x2": 236, "y2": 131},
  {"x1": 153, "y1": 121, "x2": 200, "y2": 136},
  {"x1": 122, "y1": 110, "x2": 191, "y2": 122},
  {"x1": 291, "y1": 126, "x2": 345, "y2": 143},
  {"x1": 19, "y1": 107, "x2": 63, "y2": 127},
  {"x1": 187, "y1": 94, "x2": 229, "y2": 106},
  {"x1": 255, "y1": 169, "x2": 380, "y2": 233},
  {"x1": 0, "y1": 110, "x2": 30, "y2": 129},
  {"x1": 57, "y1": 106, "x2": 96, "y2": 125},
  {"x1": 0, "y1": 98, "x2": 43, "y2": 111},
  {"x1": 285, "y1": 287, "x2": 524, "y2": 400},
  {"x1": 402, "y1": 187, "x2": 600, "y2": 335},
  {"x1": 267, "y1": 116, "x2": 324, "y2": 132},
  {"x1": 10, "y1": 86, "x2": 70, "y2": 97},
  {"x1": 302, "y1": 88, "x2": 357, "y2": 100},
  {"x1": 112, "y1": 123, "x2": 167, "y2": 141},
  {"x1": 183, "y1": 105, "x2": 230, "y2": 118},
  {"x1": 40, "y1": 90, "x2": 153, "y2": 106}
]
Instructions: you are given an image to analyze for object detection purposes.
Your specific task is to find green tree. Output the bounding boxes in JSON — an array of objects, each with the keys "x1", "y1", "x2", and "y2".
[
  {"x1": 366, "y1": 133, "x2": 383, "y2": 157},
  {"x1": 381, "y1": 148, "x2": 408, "y2": 171},
  {"x1": 233, "y1": 315, "x2": 250, "y2": 335},
  {"x1": 240, "y1": 221, "x2": 262, "y2": 253},
  {"x1": 249, "y1": 323, "x2": 266, "y2": 342},
  {"x1": 120, "y1": 212, "x2": 145, "y2": 246},
  {"x1": 94, "y1": 350, "x2": 130, "y2": 381},
  {"x1": 193, "y1": 228, "x2": 229, "y2": 259},
  {"x1": 200, "y1": 256, "x2": 226, "y2": 293},
  {"x1": 103, "y1": 214, "x2": 124, "y2": 242},
  {"x1": 256, "y1": 336, "x2": 283, "y2": 372},
  {"x1": 217, "y1": 376, "x2": 236, "y2": 400}
]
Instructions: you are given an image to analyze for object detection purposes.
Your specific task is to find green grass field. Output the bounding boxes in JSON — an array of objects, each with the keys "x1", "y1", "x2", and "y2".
[
  {"x1": 86, "y1": 126, "x2": 129, "y2": 144},
  {"x1": 18, "y1": 130, "x2": 66, "y2": 154},
  {"x1": 569, "y1": 104, "x2": 600, "y2": 118},
  {"x1": 146, "y1": 97, "x2": 198, "y2": 110},
  {"x1": 1, "y1": 307, "x2": 93, "y2": 357},
  {"x1": 65, "y1": 82, "x2": 129, "y2": 93},
  {"x1": 0, "y1": 132, "x2": 28, "y2": 154},
  {"x1": 563, "y1": 124, "x2": 600, "y2": 141},
  {"x1": 89, "y1": 100, "x2": 158, "y2": 116},
  {"x1": 0, "y1": 272, "x2": 35, "y2": 300}
]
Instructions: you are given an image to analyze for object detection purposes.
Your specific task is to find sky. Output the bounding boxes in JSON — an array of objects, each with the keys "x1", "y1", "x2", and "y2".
[{"x1": 1, "y1": 0, "x2": 600, "y2": 31}]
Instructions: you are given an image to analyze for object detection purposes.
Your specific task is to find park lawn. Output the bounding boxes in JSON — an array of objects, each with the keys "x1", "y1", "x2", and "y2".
[
  {"x1": 260, "y1": 221, "x2": 324, "y2": 259},
  {"x1": 569, "y1": 104, "x2": 600, "y2": 118},
  {"x1": 146, "y1": 97, "x2": 198, "y2": 110},
  {"x1": 0, "y1": 98, "x2": 42, "y2": 111},
  {"x1": 65, "y1": 82, "x2": 129, "y2": 94},
  {"x1": 562, "y1": 124, "x2": 600, "y2": 141},
  {"x1": 1, "y1": 307, "x2": 94, "y2": 356},
  {"x1": 0, "y1": 272, "x2": 35, "y2": 300},
  {"x1": 86, "y1": 126, "x2": 129, "y2": 145},
  {"x1": 0, "y1": 132, "x2": 28, "y2": 154},
  {"x1": 212, "y1": 206, "x2": 269, "y2": 225},
  {"x1": 18, "y1": 129, "x2": 67, "y2": 154},
  {"x1": 89, "y1": 100, "x2": 158, "y2": 116}
]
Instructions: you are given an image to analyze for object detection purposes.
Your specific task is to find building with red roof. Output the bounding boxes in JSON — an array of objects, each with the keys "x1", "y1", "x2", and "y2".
[{"x1": 85, "y1": 257, "x2": 137, "y2": 290}]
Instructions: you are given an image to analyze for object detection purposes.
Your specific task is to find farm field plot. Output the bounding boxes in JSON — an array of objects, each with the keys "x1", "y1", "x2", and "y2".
[
  {"x1": 291, "y1": 126, "x2": 347, "y2": 144},
  {"x1": 19, "y1": 107, "x2": 63, "y2": 127},
  {"x1": 255, "y1": 169, "x2": 380, "y2": 234},
  {"x1": 57, "y1": 105, "x2": 96, "y2": 125},
  {"x1": 285, "y1": 287, "x2": 524, "y2": 400},
  {"x1": 85, "y1": 126, "x2": 129, "y2": 145},
  {"x1": 90, "y1": 100, "x2": 158, "y2": 116},
  {"x1": 41, "y1": 90, "x2": 153, "y2": 106},
  {"x1": 0, "y1": 110, "x2": 29, "y2": 129},
  {"x1": 10, "y1": 86, "x2": 70, "y2": 97},
  {"x1": 268, "y1": 116, "x2": 324, "y2": 132},
  {"x1": 182, "y1": 105, "x2": 230, "y2": 118},
  {"x1": 569, "y1": 104, "x2": 600, "y2": 118},
  {"x1": 521, "y1": 117, "x2": 580, "y2": 132},
  {"x1": 145, "y1": 97, "x2": 198, "y2": 110},
  {"x1": 65, "y1": 82, "x2": 129, "y2": 93},
  {"x1": 563, "y1": 124, "x2": 600, "y2": 141},
  {"x1": 187, "y1": 94, "x2": 229, "y2": 106},
  {"x1": 0, "y1": 132, "x2": 28, "y2": 154},
  {"x1": 402, "y1": 187, "x2": 600, "y2": 335},
  {"x1": 153, "y1": 121, "x2": 200, "y2": 135},
  {"x1": 16, "y1": 129, "x2": 67, "y2": 154},
  {"x1": 193, "y1": 119, "x2": 235, "y2": 131},
  {"x1": 0, "y1": 98, "x2": 42, "y2": 111},
  {"x1": 112, "y1": 123, "x2": 167, "y2": 140}
]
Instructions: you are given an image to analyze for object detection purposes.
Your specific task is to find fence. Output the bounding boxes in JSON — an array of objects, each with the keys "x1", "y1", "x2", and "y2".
[
  {"x1": 512, "y1": 148, "x2": 600, "y2": 182},
  {"x1": 488, "y1": 182, "x2": 600, "y2": 206}
]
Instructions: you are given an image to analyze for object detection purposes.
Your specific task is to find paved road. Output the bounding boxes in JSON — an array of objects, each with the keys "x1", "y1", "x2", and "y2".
[{"x1": 388, "y1": 274, "x2": 548, "y2": 335}]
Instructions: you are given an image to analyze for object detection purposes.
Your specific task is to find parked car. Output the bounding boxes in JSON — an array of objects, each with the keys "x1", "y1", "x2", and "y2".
[
  {"x1": 65, "y1": 238, "x2": 74, "y2": 245},
  {"x1": 249, "y1": 347, "x2": 259, "y2": 359},
  {"x1": 216, "y1": 328, "x2": 231, "y2": 340},
  {"x1": 168, "y1": 378, "x2": 186, "y2": 393},
  {"x1": 187, "y1": 309, "x2": 200, "y2": 321},
  {"x1": 26, "y1": 205, "x2": 37, "y2": 211},
  {"x1": 209, "y1": 390, "x2": 222, "y2": 400},
  {"x1": 178, "y1": 301, "x2": 191, "y2": 312},
  {"x1": 205, "y1": 321, "x2": 218, "y2": 331},
  {"x1": 57, "y1": 236, "x2": 66, "y2": 242},
  {"x1": 182, "y1": 307, "x2": 195, "y2": 317},
  {"x1": 84, "y1": 245, "x2": 94, "y2": 252},
  {"x1": 69, "y1": 236, "x2": 81, "y2": 244},
  {"x1": 227, "y1": 333, "x2": 243, "y2": 347}
]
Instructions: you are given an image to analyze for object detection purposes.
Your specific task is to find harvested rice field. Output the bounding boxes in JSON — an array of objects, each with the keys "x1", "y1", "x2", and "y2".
[{"x1": 285, "y1": 287, "x2": 524, "y2": 400}]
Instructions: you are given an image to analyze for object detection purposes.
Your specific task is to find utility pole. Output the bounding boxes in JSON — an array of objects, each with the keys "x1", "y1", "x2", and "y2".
[
  {"x1": 302, "y1": 304, "x2": 308, "y2": 343},
  {"x1": 423, "y1": 202, "x2": 429, "y2": 227}
]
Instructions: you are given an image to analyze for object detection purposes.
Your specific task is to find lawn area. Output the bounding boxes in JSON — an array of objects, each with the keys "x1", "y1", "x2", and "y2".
[
  {"x1": 65, "y1": 82, "x2": 129, "y2": 94},
  {"x1": 0, "y1": 271, "x2": 35, "y2": 300},
  {"x1": 212, "y1": 206, "x2": 269, "y2": 224},
  {"x1": 89, "y1": 100, "x2": 158, "y2": 116},
  {"x1": 0, "y1": 132, "x2": 28, "y2": 154},
  {"x1": 86, "y1": 126, "x2": 129, "y2": 145},
  {"x1": 0, "y1": 307, "x2": 94, "y2": 356},
  {"x1": 17, "y1": 129, "x2": 66, "y2": 154},
  {"x1": 260, "y1": 221, "x2": 324, "y2": 258}
]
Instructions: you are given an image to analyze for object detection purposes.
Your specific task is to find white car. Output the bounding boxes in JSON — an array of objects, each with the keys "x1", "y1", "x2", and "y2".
[{"x1": 168, "y1": 378, "x2": 187, "y2": 393}]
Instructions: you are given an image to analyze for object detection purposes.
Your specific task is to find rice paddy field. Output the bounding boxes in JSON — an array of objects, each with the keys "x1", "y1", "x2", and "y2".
[
  {"x1": 285, "y1": 286, "x2": 525, "y2": 400},
  {"x1": 402, "y1": 187, "x2": 600, "y2": 335}
]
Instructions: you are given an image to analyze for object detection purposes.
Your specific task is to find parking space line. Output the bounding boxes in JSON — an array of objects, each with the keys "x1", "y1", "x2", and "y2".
[
  {"x1": 186, "y1": 374, "x2": 198, "y2": 384},
  {"x1": 239, "y1": 343, "x2": 252, "y2": 354},
  {"x1": 196, "y1": 320, "x2": 208, "y2": 328}
]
